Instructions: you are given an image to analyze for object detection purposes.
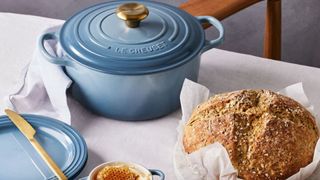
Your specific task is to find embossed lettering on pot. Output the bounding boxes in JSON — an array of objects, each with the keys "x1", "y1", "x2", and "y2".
[{"x1": 115, "y1": 41, "x2": 167, "y2": 54}]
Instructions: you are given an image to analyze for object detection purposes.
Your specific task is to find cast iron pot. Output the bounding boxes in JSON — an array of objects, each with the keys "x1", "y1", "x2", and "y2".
[{"x1": 39, "y1": 1, "x2": 224, "y2": 121}]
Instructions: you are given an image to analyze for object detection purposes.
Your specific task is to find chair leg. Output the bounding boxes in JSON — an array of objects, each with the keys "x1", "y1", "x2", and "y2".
[{"x1": 264, "y1": 0, "x2": 281, "y2": 60}]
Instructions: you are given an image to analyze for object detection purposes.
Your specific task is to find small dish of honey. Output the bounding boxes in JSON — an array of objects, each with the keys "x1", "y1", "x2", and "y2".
[{"x1": 87, "y1": 161, "x2": 164, "y2": 180}]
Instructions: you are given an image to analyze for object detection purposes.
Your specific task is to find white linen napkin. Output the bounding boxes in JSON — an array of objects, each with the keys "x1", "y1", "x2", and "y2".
[
  {"x1": 174, "y1": 79, "x2": 320, "y2": 180},
  {"x1": 2, "y1": 27, "x2": 72, "y2": 124}
]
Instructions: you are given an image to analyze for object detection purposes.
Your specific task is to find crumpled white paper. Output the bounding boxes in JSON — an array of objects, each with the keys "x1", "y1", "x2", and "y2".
[
  {"x1": 2, "y1": 26, "x2": 72, "y2": 124},
  {"x1": 174, "y1": 79, "x2": 320, "y2": 180}
]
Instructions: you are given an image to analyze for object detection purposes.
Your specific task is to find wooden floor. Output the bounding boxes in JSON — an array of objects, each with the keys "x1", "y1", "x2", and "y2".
[{"x1": 1, "y1": 0, "x2": 319, "y2": 67}]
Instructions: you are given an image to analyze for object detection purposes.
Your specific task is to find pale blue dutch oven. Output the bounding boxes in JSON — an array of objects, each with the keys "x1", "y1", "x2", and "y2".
[{"x1": 39, "y1": 0, "x2": 224, "y2": 121}]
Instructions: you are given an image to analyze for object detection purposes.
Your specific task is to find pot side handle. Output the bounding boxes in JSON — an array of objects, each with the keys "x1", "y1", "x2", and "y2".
[
  {"x1": 196, "y1": 16, "x2": 225, "y2": 52},
  {"x1": 38, "y1": 32, "x2": 71, "y2": 67},
  {"x1": 149, "y1": 169, "x2": 165, "y2": 180}
]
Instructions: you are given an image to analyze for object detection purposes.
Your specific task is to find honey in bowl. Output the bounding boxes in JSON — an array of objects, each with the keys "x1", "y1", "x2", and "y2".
[{"x1": 95, "y1": 164, "x2": 151, "y2": 180}]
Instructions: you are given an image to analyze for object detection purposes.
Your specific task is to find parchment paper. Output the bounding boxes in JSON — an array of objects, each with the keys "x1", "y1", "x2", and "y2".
[{"x1": 174, "y1": 79, "x2": 320, "y2": 180}]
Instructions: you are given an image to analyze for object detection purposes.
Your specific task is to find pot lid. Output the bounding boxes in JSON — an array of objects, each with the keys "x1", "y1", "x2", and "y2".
[{"x1": 59, "y1": 1, "x2": 205, "y2": 74}]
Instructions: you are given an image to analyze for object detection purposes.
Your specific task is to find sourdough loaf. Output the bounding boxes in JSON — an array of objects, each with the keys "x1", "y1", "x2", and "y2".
[{"x1": 183, "y1": 89, "x2": 319, "y2": 179}]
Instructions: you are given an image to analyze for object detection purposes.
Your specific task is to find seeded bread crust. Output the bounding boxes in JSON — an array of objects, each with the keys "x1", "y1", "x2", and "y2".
[{"x1": 183, "y1": 89, "x2": 319, "y2": 180}]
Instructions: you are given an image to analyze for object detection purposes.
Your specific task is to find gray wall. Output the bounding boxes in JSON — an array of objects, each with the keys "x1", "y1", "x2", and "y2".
[{"x1": 1, "y1": 0, "x2": 319, "y2": 67}]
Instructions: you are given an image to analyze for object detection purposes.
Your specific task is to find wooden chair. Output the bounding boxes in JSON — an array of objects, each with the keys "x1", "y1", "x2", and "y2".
[{"x1": 180, "y1": 0, "x2": 281, "y2": 60}]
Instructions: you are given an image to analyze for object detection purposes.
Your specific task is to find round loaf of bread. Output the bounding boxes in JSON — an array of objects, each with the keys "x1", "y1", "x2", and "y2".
[{"x1": 183, "y1": 89, "x2": 319, "y2": 179}]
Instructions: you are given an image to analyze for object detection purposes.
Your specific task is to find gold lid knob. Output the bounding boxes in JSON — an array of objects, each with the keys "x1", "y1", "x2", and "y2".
[{"x1": 116, "y1": 3, "x2": 149, "y2": 28}]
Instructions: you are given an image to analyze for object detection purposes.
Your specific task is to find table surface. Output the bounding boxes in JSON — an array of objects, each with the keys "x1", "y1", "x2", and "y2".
[{"x1": 1, "y1": 13, "x2": 320, "y2": 179}]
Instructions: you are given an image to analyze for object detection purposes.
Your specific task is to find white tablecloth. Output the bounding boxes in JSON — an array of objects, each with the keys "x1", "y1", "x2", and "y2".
[{"x1": 1, "y1": 13, "x2": 320, "y2": 179}]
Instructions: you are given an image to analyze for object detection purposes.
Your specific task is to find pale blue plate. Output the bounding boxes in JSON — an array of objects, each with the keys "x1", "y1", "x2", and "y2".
[{"x1": 0, "y1": 114, "x2": 87, "y2": 179}]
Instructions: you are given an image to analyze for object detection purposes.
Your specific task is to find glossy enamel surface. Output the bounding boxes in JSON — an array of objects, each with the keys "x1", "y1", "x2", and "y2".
[
  {"x1": 67, "y1": 55, "x2": 200, "y2": 120},
  {"x1": 59, "y1": 0, "x2": 204, "y2": 75},
  {"x1": 0, "y1": 115, "x2": 87, "y2": 179},
  {"x1": 39, "y1": 0, "x2": 224, "y2": 120}
]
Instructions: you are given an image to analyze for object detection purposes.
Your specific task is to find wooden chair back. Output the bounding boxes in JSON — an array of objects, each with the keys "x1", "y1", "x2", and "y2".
[{"x1": 180, "y1": 0, "x2": 281, "y2": 60}]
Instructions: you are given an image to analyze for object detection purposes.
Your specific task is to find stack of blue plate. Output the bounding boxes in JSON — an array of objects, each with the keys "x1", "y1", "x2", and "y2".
[{"x1": 0, "y1": 114, "x2": 87, "y2": 179}]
